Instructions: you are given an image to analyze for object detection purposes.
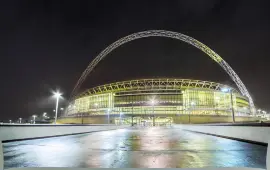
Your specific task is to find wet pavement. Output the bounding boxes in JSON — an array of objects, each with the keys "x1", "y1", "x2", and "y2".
[{"x1": 3, "y1": 127, "x2": 267, "y2": 168}]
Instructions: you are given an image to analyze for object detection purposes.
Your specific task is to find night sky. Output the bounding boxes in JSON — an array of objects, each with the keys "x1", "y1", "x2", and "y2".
[{"x1": 1, "y1": 0, "x2": 270, "y2": 121}]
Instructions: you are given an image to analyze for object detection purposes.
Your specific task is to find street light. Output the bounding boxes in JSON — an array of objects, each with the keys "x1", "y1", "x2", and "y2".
[
  {"x1": 53, "y1": 91, "x2": 62, "y2": 124},
  {"x1": 221, "y1": 87, "x2": 235, "y2": 123},
  {"x1": 32, "y1": 115, "x2": 37, "y2": 124},
  {"x1": 19, "y1": 118, "x2": 22, "y2": 124}
]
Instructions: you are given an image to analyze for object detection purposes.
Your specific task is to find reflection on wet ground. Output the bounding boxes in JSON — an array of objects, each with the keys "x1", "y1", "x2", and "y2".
[{"x1": 3, "y1": 127, "x2": 266, "y2": 168}]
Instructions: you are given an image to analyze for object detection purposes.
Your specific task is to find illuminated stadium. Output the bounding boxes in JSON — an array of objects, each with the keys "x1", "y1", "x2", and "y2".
[
  {"x1": 58, "y1": 78, "x2": 257, "y2": 125},
  {"x1": 58, "y1": 30, "x2": 260, "y2": 125}
]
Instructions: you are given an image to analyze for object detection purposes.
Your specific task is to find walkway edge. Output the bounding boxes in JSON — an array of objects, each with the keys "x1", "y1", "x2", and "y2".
[
  {"x1": 1, "y1": 128, "x2": 124, "y2": 143},
  {"x1": 184, "y1": 129, "x2": 268, "y2": 146}
]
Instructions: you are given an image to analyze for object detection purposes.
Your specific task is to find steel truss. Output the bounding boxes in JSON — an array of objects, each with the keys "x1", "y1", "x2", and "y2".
[
  {"x1": 76, "y1": 78, "x2": 238, "y2": 98},
  {"x1": 71, "y1": 30, "x2": 255, "y2": 113}
]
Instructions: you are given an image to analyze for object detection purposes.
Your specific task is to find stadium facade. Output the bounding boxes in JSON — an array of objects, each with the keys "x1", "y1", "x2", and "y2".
[{"x1": 58, "y1": 78, "x2": 259, "y2": 125}]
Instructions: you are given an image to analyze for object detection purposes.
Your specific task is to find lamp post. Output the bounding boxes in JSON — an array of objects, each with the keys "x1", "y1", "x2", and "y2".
[
  {"x1": 222, "y1": 87, "x2": 235, "y2": 123},
  {"x1": 53, "y1": 91, "x2": 62, "y2": 124},
  {"x1": 43, "y1": 112, "x2": 47, "y2": 121},
  {"x1": 32, "y1": 115, "x2": 36, "y2": 124}
]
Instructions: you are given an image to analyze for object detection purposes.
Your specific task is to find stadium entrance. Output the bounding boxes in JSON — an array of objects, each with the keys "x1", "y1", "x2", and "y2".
[{"x1": 115, "y1": 116, "x2": 173, "y2": 126}]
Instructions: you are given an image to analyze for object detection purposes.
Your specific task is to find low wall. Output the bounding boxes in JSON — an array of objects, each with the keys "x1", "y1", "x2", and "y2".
[
  {"x1": 57, "y1": 116, "x2": 112, "y2": 124},
  {"x1": 176, "y1": 124, "x2": 270, "y2": 144},
  {"x1": 0, "y1": 124, "x2": 128, "y2": 142},
  {"x1": 173, "y1": 115, "x2": 262, "y2": 124},
  {"x1": 58, "y1": 114, "x2": 262, "y2": 124}
]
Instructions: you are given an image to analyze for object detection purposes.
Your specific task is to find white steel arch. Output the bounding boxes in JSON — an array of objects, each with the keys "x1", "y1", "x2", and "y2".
[{"x1": 71, "y1": 30, "x2": 255, "y2": 113}]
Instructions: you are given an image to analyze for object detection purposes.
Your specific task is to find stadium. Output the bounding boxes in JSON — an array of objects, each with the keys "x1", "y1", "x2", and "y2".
[
  {"x1": 57, "y1": 30, "x2": 262, "y2": 125},
  {"x1": 58, "y1": 78, "x2": 259, "y2": 125}
]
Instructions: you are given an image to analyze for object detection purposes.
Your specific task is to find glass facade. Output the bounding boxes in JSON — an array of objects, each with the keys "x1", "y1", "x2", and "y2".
[
  {"x1": 66, "y1": 93, "x2": 113, "y2": 115},
  {"x1": 66, "y1": 88, "x2": 251, "y2": 117}
]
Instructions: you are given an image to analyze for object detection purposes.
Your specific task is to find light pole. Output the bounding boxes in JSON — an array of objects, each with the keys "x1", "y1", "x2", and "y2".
[
  {"x1": 19, "y1": 118, "x2": 22, "y2": 124},
  {"x1": 32, "y1": 115, "x2": 36, "y2": 124},
  {"x1": 43, "y1": 112, "x2": 47, "y2": 119},
  {"x1": 222, "y1": 87, "x2": 235, "y2": 123},
  {"x1": 42, "y1": 112, "x2": 48, "y2": 123},
  {"x1": 53, "y1": 91, "x2": 62, "y2": 124}
]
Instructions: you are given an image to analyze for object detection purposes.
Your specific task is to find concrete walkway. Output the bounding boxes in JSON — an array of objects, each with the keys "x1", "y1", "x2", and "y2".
[{"x1": 3, "y1": 127, "x2": 266, "y2": 168}]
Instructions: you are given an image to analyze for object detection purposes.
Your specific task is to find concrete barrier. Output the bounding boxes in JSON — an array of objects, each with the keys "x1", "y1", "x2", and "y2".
[
  {"x1": 175, "y1": 124, "x2": 270, "y2": 144},
  {"x1": 0, "y1": 124, "x2": 129, "y2": 142}
]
